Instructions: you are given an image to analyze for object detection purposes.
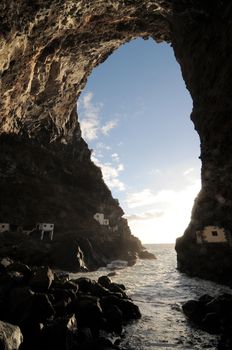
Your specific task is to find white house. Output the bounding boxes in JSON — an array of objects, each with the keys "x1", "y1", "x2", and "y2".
[
  {"x1": 36, "y1": 223, "x2": 54, "y2": 241},
  {"x1": 0, "y1": 223, "x2": 10, "y2": 233},
  {"x1": 93, "y1": 213, "x2": 109, "y2": 226},
  {"x1": 196, "y1": 226, "x2": 227, "y2": 244}
]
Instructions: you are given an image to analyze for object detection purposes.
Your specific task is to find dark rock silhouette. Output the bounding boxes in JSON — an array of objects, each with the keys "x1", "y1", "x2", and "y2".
[
  {"x1": 182, "y1": 293, "x2": 232, "y2": 349},
  {"x1": 0, "y1": 261, "x2": 141, "y2": 350}
]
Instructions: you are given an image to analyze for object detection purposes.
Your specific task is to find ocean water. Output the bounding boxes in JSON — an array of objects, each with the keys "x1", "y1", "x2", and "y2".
[{"x1": 71, "y1": 244, "x2": 232, "y2": 349}]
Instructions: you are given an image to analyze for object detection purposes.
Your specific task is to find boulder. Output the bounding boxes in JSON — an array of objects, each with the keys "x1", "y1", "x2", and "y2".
[
  {"x1": 9, "y1": 287, "x2": 35, "y2": 325},
  {"x1": 41, "y1": 314, "x2": 77, "y2": 350},
  {"x1": 98, "y1": 276, "x2": 111, "y2": 289},
  {"x1": 108, "y1": 283, "x2": 127, "y2": 298},
  {"x1": 138, "y1": 250, "x2": 156, "y2": 260},
  {"x1": 0, "y1": 258, "x2": 14, "y2": 269},
  {"x1": 51, "y1": 242, "x2": 87, "y2": 272},
  {"x1": 0, "y1": 320, "x2": 23, "y2": 350},
  {"x1": 73, "y1": 278, "x2": 110, "y2": 298},
  {"x1": 7, "y1": 262, "x2": 32, "y2": 281},
  {"x1": 75, "y1": 327, "x2": 93, "y2": 350},
  {"x1": 29, "y1": 266, "x2": 54, "y2": 291},
  {"x1": 182, "y1": 300, "x2": 204, "y2": 322},
  {"x1": 201, "y1": 312, "x2": 222, "y2": 334},
  {"x1": 100, "y1": 296, "x2": 141, "y2": 321},
  {"x1": 104, "y1": 304, "x2": 123, "y2": 334},
  {"x1": 9, "y1": 287, "x2": 54, "y2": 326},
  {"x1": 206, "y1": 294, "x2": 232, "y2": 318},
  {"x1": 70, "y1": 295, "x2": 105, "y2": 332}
]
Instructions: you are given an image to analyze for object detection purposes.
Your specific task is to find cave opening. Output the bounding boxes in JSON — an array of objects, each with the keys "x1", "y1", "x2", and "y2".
[{"x1": 77, "y1": 38, "x2": 201, "y2": 244}]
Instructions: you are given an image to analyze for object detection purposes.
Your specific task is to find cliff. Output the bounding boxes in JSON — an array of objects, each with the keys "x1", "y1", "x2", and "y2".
[{"x1": 0, "y1": 1, "x2": 232, "y2": 277}]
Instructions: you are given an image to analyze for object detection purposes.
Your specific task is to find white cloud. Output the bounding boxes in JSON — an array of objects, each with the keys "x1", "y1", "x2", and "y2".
[
  {"x1": 111, "y1": 153, "x2": 120, "y2": 162},
  {"x1": 126, "y1": 188, "x2": 159, "y2": 208},
  {"x1": 125, "y1": 211, "x2": 164, "y2": 221},
  {"x1": 117, "y1": 163, "x2": 124, "y2": 172},
  {"x1": 78, "y1": 92, "x2": 118, "y2": 141},
  {"x1": 79, "y1": 92, "x2": 100, "y2": 141},
  {"x1": 124, "y1": 179, "x2": 201, "y2": 244},
  {"x1": 183, "y1": 167, "x2": 195, "y2": 176},
  {"x1": 92, "y1": 155, "x2": 125, "y2": 192},
  {"x1": 102, "y1": 120, "x2": 118, "y2": 135},
  {"x1": 96, "y1": 143, "x2": 112, "y2": 151}
]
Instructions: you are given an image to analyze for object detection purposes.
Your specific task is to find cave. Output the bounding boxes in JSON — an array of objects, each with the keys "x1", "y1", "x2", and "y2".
[{"x1": 0, "y1": 1, "x2": 232, "y2": 282}]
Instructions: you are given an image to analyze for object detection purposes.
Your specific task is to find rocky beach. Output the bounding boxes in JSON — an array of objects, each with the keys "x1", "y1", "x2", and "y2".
[
  {"x1": 1, "y1": 1, "x2": 232, "y2": 349},
  {"x1": 0, "y1": 258, "x2": 141, "y2": 350}
]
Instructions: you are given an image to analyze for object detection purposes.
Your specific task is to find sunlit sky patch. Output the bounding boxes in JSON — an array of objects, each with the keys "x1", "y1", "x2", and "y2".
[{"x1": 77, "y1": 38, "x2": 201, "y2": 244}]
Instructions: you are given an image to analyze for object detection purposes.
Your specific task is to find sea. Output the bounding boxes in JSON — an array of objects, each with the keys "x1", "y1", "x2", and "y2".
[{"x1": 70, "y1": 244, "x2": 232, "y2": 350}]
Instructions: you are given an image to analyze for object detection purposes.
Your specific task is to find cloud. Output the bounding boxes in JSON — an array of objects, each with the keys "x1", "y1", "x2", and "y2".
[
  {"x1": 126, "y1": 188, "x2": 160, "y2": 208},
  {"x1": 78, "y1": 92, "x2": 118, "y2": 141},
  {"x1": 183, "y1": 167, "x2": 195, "y2": 176},
  {"x1": 91, "y1": 154, "x2": 125, "y2": 191},
  {"x1": 125, "y1": 211, "x2": 164, "y2": 221},
  {"x1": 96, "y1": 143, "x2": 112, "y2": 151},
  {"x1": 125, "y1": 183, "x2": 200, "y2": 209},
  {"x1": 124, "y1": 179, "x2": 201, "y2": 244},
  {"x1": 102, "y1": 120, "x2": 118, "y2": 135},
  {"x1": 111, "y1": 153, "x2": 120, "y2": 162}
]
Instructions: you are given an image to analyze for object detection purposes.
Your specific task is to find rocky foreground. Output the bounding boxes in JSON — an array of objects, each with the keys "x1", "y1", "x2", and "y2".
[
  {"x1": 0, "y1": 258, "x2": 141, "y2": 350},
  {"x1": 182, "y1": 293, "x2": 232, "y2": 350}
]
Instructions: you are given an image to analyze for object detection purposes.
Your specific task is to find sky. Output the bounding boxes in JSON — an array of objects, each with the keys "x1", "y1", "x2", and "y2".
[{"x1": 77, "y1": 38, "x2": 201, "y2": 244}]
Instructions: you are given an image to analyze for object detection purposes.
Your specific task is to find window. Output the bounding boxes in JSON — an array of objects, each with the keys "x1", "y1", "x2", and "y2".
[{"x1": 212, "y1": 231, "x2": 218, "y2": 236}]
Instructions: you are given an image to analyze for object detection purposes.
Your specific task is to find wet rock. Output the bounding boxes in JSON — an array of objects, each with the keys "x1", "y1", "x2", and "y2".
[
  {"x1": 104, "y1": 304, "x2": 123, "y2": 334},
  {"x1": 41, "y1": 314, "x2": 77, "y2": 350},
  {"x1": 9, "y1": 286, "x2": 35, "y2": 324},
  {"x1": 0, "y1": 320, "x2": 23, "y2": 350},
  {"x1": 96, "y1": 336, "x2": 119, "y2": 350},
  {"x1": 52, "y1": 242, "x2": 87, "y2": 272},
  {"x1": 198, "y1": 294, "x2": 213, "y2": 305},
  {"x1": 7, "y1": 262, "x2": 32, "y2": 281},
  {"x1": 183, "y1": 293, "x2": 232, "y2": 349},
  {"x1": 107, "y1": 272, "x2": 117, "y2": 277},
  {"x1": 182, "y1": 300, "x2": 204, "y2": 322},
  {"x1": 0, "y1": 258, "x2": 13, "y2": 269},
  {"x1": 74, "y1": 278, "x2": 110, "y2": 298},
  {"x1": 9, "y1": 287, "x2": 54, "y2": 326},
  {"x1": 101, "y1": 295, "x2": 141, "y2": 321},
  {"x1": 206, "y1": 294, "x2": 232, "y2": 317},
  {"x1": 29, "y1": 266, "x2": 54, "y2": 291},
  {"x1": 71, "y1": 295, "x2": 105, "y2": 332},
  {"x1": 0, "y1": 262, "x2": 140, "y2": 349},
  {"x1": 201, "y1": 312, "x2": 221, "y2": 334},
  {"x1": 108, "y1": 283, "x2": 127, "y2": 298},
  {"x1": 75, "y1": 327, "x2": 93, "y2": 350},
  {"x1": 138, "y1": 250, "x2": 156, "y2": 260},
  {"x1": 98, "y1": 276, "x2": 111, "y2": 289}
]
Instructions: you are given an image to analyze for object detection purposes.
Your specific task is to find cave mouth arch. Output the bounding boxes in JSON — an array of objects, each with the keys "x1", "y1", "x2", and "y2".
[
  {"x1": 1, "y1": 1, "x2": 231, "y2": 281},
  {"x1": 77, "y1": 38, "x2": 201, "y2": 244}
]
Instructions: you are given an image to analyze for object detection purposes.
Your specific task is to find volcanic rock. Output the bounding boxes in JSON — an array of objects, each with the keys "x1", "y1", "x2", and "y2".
[{"x1": 0, "y1": 320, "x2": 23, "y2": 350}]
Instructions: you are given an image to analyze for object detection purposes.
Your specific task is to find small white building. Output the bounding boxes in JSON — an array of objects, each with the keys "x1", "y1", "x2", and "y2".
[
  {"x1": 93, "y1": 213, "x2": 109, "y2": 226},
  {"x1": 0, "y1": 223, "x2": 10, "y2": 233},
  {"x1": 36, "y1": 223, "x2": 54, "y2": 241},
  {"x1": 196, "y1": 226, "x2": 227, "y2": 244}
]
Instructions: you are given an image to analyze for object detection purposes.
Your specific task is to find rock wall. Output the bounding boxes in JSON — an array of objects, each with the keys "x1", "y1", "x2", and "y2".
[
  {"x1": 1, "y1": 1, "x2": 232, "y2": 277},
  {"x1": 173, "y1": 2, "x2": 232, "y2": 285}
]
